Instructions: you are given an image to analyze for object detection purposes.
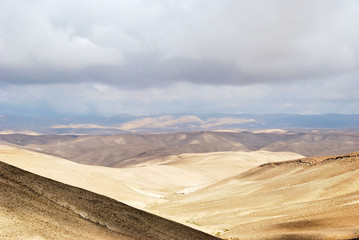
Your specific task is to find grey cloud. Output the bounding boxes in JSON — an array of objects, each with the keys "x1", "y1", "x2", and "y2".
[
  {"x1": 1, "y1": 74, "x2": 358, "y2": 116},
  {"x1": 0, "y1": 0, "x2": 359, "y2": 88},
  {"x1": 72, "y1": 55, "x2": 253, "y2": 88},
  {"x1": 0, "y1": 53, "x2": 253, "y2": 88},
  {"x1": 2, "y1": 52, "x2": 356, "y2": 89}
]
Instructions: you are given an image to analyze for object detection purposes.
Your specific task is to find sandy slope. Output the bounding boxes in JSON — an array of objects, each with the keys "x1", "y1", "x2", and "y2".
[
  {"x1": 150, "y1": 153, "x2": 359, "y2": 239},
  {"x1": 0, "y1": 144, "x2": 154, "y2": 208},
  {"x1": 0, "y1": 144, "x2": 302, "y2": 209},
  {"x1": 0, "y1": 161, "x2": 218, "y2": 240}
]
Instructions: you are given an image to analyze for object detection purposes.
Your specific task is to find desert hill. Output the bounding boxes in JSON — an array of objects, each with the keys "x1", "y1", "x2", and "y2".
[
  {"x1": 1, "y1": 131, "x2": 359, "y2": 167},
  {"x1": 0, "y1": 144, "x2": 301, "y2": 209},
  {"x1": 0, "y1": 160, "x2": 219, "y2": 240},
  {"x1": 149, "y1": 152, "x2": 359, "y2": 239}
]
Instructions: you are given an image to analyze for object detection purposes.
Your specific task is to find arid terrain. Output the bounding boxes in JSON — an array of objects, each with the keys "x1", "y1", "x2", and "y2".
[
  {"x1": 150, "y1": 152, "x2": 359, "y2": 239},
  {"x1": 1, "y1": 131, "x2": 359, "y2": 239},
  {"x1": 0, "y1": 144, "x2": 302, "y2": 209},
  {"x1": 1, "y1": 131, "x2": 359, "y2": 167}
]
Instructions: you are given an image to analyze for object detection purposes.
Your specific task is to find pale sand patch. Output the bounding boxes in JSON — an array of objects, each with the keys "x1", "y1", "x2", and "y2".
[
  {"x1": 342, "y1": 200, "x2": 359, "y2": 206},
  {"x1": 126, "y1": 185, "x2": 164, "y2": 198},
  {"x1": 0, "y1": 130, "x2": 41, "y2": 135},
  {"x1": 253, "y1": 129, "x2": 287, "y2": 133}
]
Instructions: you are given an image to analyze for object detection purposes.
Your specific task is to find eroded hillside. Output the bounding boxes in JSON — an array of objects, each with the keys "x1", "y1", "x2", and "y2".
[{"x1": 0, "y1": 161, "x2": 219, "y2": 240}]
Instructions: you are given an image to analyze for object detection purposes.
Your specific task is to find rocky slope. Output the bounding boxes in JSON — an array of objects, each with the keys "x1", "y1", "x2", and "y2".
[{"x1": 0, "y1": 161, "x2": 219, "y2": 240}]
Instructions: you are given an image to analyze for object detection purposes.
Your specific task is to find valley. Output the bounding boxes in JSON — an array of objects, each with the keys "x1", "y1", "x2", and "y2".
[{"x1": 1, "y1": 131, "x2": 359, "y2": 239}]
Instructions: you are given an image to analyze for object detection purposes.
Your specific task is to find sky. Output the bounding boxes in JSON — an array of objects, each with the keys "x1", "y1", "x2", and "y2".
[{"x1": 0, "y1": 0, "x2": 359, "y2": 116}]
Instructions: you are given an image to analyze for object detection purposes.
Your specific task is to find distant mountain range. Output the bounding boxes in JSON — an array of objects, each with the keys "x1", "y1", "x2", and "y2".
[
  {"x1": 1, "y1": 113, "x2": 359, "y2": 134},
  {"x1": 1, "y1": 131, "x2": 359, "y2": 167}
]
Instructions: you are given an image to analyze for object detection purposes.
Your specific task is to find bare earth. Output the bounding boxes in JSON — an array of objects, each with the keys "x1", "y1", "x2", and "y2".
[{"x1": 0, "y1": 160, "x2": 218, "y2": 240}]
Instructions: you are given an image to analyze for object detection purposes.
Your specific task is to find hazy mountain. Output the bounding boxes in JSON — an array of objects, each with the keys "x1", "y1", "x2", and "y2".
[
  {"x1": 1, "y1": 113, "x2": 359, "y2": 134},
  {"x1": 1, "y1": 131, "x2": 359, "y2": 167}
]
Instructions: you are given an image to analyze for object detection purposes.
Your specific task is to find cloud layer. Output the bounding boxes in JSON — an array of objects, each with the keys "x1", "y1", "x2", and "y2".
[
  {"x1": 1, "y1": 0, "x2": 359, "y2": 86},
  {"x1": 1, "y1": 73, "x2": 358, "y2": 115},
  {"x1": 0, "y1": 0, "x2": 358, "y2": 115}
]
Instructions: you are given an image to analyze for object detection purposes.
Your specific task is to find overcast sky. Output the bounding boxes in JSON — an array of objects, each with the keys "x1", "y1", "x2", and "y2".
[{"x1": 1, "y1": 0, "x2": 359, "y2": 116}]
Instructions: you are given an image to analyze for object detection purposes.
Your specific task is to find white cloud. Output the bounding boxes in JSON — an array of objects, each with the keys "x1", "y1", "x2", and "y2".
[{"x1": 0, "y1": 0, "x2": 123, "y2": 69}]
